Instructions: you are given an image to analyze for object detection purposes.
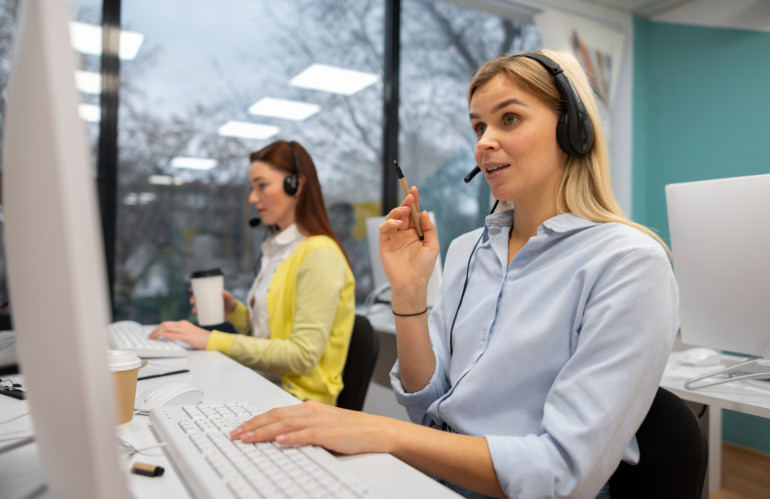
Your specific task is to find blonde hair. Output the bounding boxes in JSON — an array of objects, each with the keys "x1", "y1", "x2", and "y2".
[{"x1": 468, "y1": 49, "x2": 669, "y2": 255}]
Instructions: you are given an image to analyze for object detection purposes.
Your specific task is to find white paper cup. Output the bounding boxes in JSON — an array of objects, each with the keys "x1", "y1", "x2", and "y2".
[
  {"x1": 107, "y1": 350, "x2": 142, "y2": 425},
  {"x1": 190, "y1": 268, "x2": 224, "y2": 326}
]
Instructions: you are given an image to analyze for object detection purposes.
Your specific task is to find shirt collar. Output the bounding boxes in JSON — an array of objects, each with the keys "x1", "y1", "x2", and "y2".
[
  {"x1": 484, "y1": 209, "x2": 600, "y2": 235},
  {"x1": 265, "y1": 223, "x2": 304, "y2": 250}
]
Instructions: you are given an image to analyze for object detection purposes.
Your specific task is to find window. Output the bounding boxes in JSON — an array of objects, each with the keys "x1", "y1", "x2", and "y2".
[
  {"x1": 0, "y1": 0, "x2": 542, "y2": 327},
  {"x1": 115, "y1": 0, "x2": 384, "y2": 321},
  {"x1": 399, "y1": 0, "x2": 540, "y2": 258}
]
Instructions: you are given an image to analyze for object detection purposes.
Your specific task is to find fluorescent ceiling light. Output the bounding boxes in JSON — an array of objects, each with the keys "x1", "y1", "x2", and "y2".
[
  {"x1": 78, "y1": 103, "x2": 101, "y2": 122},
  {"x1": 123, "y1": 192, "x2": 157, "y2": 205},
  {"x1": 75, "y1": 70, "x2": 101, "y2": 94},
  {"x1": 217, "y1": 121, "x2": 279, "y2": 140},
  {"x1": 290, "y1": 64, "x2": 378, "y2": 96},
  {"x1": 148, "y1": 175, "x2": 184, "y2": 186},
  {"x1": 69, "y1": 21, "x2": 144, "y2": 60},
  {"x1": 248, "y1": 97, "x2": 320, "y2": 121},
  {"x1": 169, "y1": 157, "x2": 218, "y2": 170}
]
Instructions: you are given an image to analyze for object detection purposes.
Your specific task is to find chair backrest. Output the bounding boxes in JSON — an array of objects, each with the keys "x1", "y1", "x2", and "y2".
[
  {"x1": 609, "y1": 387, "x2": 708, "y2": 499},
  {"x1": 336, "y1": 315, "x2": 380, "y2": 411}
]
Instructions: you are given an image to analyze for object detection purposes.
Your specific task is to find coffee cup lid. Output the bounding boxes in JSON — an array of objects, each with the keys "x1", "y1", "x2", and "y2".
[
  {"x1": 107, "y1": 350, "x2": 142, "y2": 371},
  {"x1": 191, "y1": 268, "x2": 223, "y2": 278}
]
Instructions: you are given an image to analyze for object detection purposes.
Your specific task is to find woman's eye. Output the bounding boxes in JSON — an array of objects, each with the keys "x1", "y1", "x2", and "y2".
[
  {"x1": 473, "y1": 123, "x2": 486, "y2": 137},
  {"x1": 503, "y1": 114, "x2": 517, "y2": 125}
]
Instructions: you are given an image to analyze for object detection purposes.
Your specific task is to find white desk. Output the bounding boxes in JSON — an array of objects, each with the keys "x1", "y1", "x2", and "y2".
[
  {"x1": 660, "y1": 351, "x2": 770, "y2": 493},
  {"x1": 0, "y1": 350, "x2": 458, "y2": 498}
]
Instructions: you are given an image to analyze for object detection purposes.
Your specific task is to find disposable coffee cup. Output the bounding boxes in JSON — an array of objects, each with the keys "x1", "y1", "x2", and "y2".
[
  {"x1": 190, "y1": 268, "x2": 225, "y2": 326},
  {"x1": 107, "y1": 350, "x2": 142, "y2": 425}
]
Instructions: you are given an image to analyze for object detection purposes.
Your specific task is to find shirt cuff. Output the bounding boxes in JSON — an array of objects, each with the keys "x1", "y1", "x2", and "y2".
[{"x1": 206, "y1": 330, "x2": 235, "y2": 353}]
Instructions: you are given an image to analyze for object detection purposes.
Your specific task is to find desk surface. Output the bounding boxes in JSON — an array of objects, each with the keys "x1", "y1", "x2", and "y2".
[
  {"x1": 660, "y1": 351, "x2": 770, "y2": 419},
  {"x1": 0, "y1": 350, "x2": 457, "y2": 498}
]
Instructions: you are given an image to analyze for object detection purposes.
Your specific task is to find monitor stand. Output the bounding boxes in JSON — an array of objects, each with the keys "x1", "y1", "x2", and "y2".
[{"x1": 685, "y1": 357, "x2": 770, "y2": 390}]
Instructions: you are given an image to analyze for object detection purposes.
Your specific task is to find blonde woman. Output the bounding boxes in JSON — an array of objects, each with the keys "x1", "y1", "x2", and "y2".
[{"x1": 229, "y1": 51, "x2": 678, "y2": 499}]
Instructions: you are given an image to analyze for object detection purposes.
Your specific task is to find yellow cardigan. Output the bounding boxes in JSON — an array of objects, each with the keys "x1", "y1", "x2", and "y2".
[{"x1": 206, "y1": 236, "x2": 355, "y2": 405}]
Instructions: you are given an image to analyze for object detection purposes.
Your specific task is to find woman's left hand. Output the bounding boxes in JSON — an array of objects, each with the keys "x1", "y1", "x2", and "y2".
[
  {"x1": 149, "y1": 320, "x2": 211, "y2": 350},
  {"x1": 230, "y1": 401, "x2": 398, "y2": 456}
]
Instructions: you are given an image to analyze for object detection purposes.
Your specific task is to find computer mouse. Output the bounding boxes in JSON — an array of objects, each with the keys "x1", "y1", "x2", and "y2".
[
  {"x1": 678, "y1": 347, "x2": 721, "y2": 367},
  {"x1": 135, "y1": 382, "x2": 204, "y2": 415}
]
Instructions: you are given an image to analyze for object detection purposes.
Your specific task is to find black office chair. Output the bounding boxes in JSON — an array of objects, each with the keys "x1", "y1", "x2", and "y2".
[
  {"x1": 609, "y1": 387, "x2": 708, "y2": 499},
  {"x1": 336, "y1": 315, "x2": 380, "y2": 411}
]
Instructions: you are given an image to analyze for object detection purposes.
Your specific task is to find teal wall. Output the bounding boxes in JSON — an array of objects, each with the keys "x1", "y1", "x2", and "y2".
[{"x1": 633, "y1": 18, "x2": 770, "y2": 454}]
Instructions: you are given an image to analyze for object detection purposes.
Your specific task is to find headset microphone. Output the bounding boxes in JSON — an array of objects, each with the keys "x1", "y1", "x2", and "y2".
[
  {"x1": 464, "y1": 165, "x2": 481, "y2": 183},
  {"x1": 248, "y1": 217, "x2": 261, "y2": 227}
]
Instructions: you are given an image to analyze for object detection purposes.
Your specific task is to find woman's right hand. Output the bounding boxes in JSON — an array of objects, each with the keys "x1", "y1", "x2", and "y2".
[
  {"x1": 379, "y1": 186, "x2": 439, "y2": 308},
  {"x1": 190, "y1": 289, "x2": 239, "y2": 317}
]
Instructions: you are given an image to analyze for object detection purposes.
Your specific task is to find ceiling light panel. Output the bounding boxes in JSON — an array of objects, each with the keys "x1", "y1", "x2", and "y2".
[
  {"x1": 75, "y1": 70, "x2": 102, "y2": 94},
  {"x1": 290, "y1": 64, "x2": 378, "y2": 96},
  {"x1": 217, "y1": 121, "x2": 280, "y2": 140},
  {"x1": 69, "y1": 21, "x2": 144, "y2": 60},
  {"x1": 78, "y1": 103, "x2": 101, "y2": 122},
  {"x1": 169, "y1": 157, "x2": 218, "y2": 170},
  {"x1": 248, "y1": 97, "x2": 321, "y2": 121}
]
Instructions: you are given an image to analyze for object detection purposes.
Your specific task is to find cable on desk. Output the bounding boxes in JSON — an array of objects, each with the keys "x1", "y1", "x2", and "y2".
[
  {"x1": 0, "y1": 411, "x2": 30, "y2": 426},
  {"x1": 0, "y1": 435, "x2": 35, "y2": 454}
]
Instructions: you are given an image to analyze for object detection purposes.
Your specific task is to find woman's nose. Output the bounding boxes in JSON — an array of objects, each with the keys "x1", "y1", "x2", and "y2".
[{"x1": 476, "y1": 129, "x2": 499, "y2": 151}]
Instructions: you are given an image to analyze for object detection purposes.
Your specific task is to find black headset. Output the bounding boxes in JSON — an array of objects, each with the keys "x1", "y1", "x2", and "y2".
[
  {"x1": 515, "y1": 51, "x2": 594, "y2": 158},
  {"x1": 463, "y1": 52, "x2": 595, "y2": 183},
  {"x1": 284, "y1": 142, "x2": 300, "y2": 196}
]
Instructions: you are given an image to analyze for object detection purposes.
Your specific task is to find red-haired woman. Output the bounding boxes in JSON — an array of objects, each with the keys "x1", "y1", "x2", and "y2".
[{"x1": 151, "y1": 140, "x2": 355, "y2": 406}]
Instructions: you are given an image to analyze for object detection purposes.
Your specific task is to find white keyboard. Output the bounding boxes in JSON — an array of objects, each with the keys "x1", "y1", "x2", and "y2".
[
  {"x1": 107, "y1": 320, "x2": 187, "y2": 358},
  {"x1": 150, "y1": 403, "x2": 382, "y2": 499}
]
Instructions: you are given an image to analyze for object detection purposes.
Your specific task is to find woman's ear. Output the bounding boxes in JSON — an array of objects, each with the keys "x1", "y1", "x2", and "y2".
[{"x1": 295, "y1": 176, "x2": 306, "y2": 196}]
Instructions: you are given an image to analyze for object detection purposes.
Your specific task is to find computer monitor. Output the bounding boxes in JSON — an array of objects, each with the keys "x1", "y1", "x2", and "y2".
[
  {"x1": 2, "y1": 0, "x2": 129, "y2": 497},
  {"x1": 364, "y1": 214, "x2": 443, "y2": 308},
  {"x1": 665, "y1": 174, "x2": 770, "y2": 386}
]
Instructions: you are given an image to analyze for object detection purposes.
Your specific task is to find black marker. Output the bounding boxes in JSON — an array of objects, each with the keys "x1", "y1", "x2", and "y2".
[
  {"x1": 137, "y1": 369, "x2": 190, "y2": 381},
  {"x1": 393, "y1": 161, "x2": 424, "y2": 239}
]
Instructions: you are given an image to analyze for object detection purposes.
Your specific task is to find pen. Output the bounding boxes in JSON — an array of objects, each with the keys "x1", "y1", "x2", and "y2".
[
  {"x1": 393, "y1": 161, "x2": 424, "y2": 239},
  {"x1": 131, "y1": 462, "x2": 165, "y2": 477},
  {"x1": 137, "y1": 369, "x2": 190, "y2": 381}
]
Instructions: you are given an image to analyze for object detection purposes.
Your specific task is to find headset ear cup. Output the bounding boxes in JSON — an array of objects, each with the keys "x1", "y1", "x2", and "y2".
[
  {"x1": 556, "y1": 112, "x2": 575, "y2": 157},
  {"x1": 283, "y1": 175, "x2": 299, "y2": 195}
]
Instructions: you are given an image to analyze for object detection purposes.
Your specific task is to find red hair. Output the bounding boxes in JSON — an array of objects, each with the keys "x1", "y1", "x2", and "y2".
[{"x1": 249, "y1": 140, "x2": 351, "y2": 268}]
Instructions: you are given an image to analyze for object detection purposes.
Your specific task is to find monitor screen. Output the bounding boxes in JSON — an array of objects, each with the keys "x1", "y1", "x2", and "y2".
[
  {"x1": 665, "y1": 174, "x2": 770, "y2": 359},
  {"x1": 2, "y1": 0, "x2": 129, "y2": 497}
]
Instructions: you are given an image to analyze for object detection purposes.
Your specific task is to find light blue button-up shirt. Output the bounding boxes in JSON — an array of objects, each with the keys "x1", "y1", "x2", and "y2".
[{"x1": 391, "y1": 210, "x2": 678, "y2": 499}]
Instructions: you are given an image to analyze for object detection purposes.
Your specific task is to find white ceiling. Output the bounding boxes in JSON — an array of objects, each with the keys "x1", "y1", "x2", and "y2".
[{"x1": 581, "y1": 0, "x2": 770, "y2": 32}]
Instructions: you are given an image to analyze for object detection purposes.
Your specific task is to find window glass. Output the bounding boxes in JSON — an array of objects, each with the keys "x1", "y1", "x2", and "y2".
[
  {"x1": 399, "y1": 0, "x2": 540, "y2": 260},
  {"x1": 116, "y1": 0, "x2": 384, "y2": 322}
]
